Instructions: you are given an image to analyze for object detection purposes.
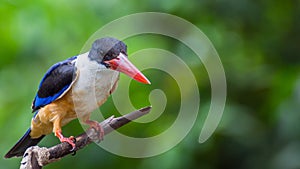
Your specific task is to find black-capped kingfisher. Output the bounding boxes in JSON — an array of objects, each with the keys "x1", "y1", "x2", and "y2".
[{"x1": 5, "y1": 37, "x2": 150, "y2": 158}]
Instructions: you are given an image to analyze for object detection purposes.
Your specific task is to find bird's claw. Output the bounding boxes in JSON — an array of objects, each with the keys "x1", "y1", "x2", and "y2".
[
  {"x1": 60, "y1": 136, "x2": 76, "y2": 151},
  {"x1": 85, "y1": 120, "x2": 104, "y2": 142},
  {"x1": 92, "y1": 123, "x2": 104, "y2": 142}
]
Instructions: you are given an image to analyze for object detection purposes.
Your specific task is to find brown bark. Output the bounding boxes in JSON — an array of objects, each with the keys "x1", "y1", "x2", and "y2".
[{"x1": 20, "y1": 106, "x2": 151, "y2": 169}]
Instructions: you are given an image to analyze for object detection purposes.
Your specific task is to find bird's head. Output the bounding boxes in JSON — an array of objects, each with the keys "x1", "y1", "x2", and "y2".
[{"x1": 88, "y1": 37, "x2": 150, "y2": 84}]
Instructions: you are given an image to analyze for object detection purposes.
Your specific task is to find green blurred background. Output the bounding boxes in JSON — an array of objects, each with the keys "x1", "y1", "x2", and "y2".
[{"x1": 1, "y1": 0, "x2": 299, "y2": 169}]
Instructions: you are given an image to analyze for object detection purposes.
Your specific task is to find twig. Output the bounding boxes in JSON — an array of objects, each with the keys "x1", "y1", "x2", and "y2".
[{"x1": 20, "y1": 106, "x2": 152, "y2": 169}]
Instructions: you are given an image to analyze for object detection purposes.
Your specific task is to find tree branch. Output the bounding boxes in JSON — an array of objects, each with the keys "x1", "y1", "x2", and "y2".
[{"x1": 20, "y1": 106, "x2": 152, "y2": 169}]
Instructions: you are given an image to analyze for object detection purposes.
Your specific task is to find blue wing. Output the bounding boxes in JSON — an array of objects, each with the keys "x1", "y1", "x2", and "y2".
[{"x1": 32, "y1": 56, "x2": 77, "y2": 112}]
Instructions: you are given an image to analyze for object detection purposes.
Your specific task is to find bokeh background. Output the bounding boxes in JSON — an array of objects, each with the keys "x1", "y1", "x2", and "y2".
[{"x1": 1, "y1": 0, "x2": 299, "y2": 169}]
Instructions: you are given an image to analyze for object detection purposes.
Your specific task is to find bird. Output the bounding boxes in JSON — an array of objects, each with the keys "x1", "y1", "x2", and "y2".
[{"x1": 4, "y1": 37, "x2": 150, "y2": 158}]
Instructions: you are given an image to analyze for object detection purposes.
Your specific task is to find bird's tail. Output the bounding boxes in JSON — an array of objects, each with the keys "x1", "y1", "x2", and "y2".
[{"x1": 4, "y1": 128, "x2": 45, "y2": 158}]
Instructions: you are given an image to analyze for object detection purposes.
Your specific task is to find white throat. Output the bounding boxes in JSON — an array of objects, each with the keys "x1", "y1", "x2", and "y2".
[{"x1": 71, "y1": 52, "x2": 119, "y2": 117}]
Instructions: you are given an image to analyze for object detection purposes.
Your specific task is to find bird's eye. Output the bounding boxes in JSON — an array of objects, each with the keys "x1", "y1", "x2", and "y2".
[{"x1": 103, "y1": 54, "x2": 111, "y2": 61}]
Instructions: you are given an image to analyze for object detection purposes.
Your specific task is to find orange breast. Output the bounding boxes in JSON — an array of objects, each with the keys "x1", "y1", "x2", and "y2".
[{"x1": 30, "y1": 92, "x2": 77, "y2": 138}]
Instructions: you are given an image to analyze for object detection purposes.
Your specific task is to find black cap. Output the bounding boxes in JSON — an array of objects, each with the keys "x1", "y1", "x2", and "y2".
[{"x1": 88, "y1": 37, "x2": 127, "y2": 63}]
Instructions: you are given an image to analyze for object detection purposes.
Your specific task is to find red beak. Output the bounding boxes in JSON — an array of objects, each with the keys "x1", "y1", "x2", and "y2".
[{"x1": 104, "y1": 53, "x2": 151, "y2": 84}]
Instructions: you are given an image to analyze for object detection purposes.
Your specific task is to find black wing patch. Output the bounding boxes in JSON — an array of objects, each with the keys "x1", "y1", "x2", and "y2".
[
  {"x1": 37, "y1": 63, "x2": 75, "y2": 97},
  {"x1": 32, "y1": 56, "x2": 77, "y2": 112}
]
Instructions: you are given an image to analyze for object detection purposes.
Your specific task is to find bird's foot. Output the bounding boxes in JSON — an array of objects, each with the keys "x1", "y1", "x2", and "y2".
[
  {"x1": 55, "y1": 130, "x2": 76, "y2": 151},
  {"x1": 85, "y1": 120, "x2": 104, "y2": 141},
  {"x1": 59, "y1": 136, "x2": 76, "y2": 151}
]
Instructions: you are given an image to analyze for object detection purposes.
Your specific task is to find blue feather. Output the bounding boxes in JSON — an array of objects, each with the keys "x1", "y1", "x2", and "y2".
[
  {"x1": 33, "y1": 85, "x2": 70, "y2": 109},
  {"x1": 32, "y1": 56, "x2": 77, "y2": 111}
]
